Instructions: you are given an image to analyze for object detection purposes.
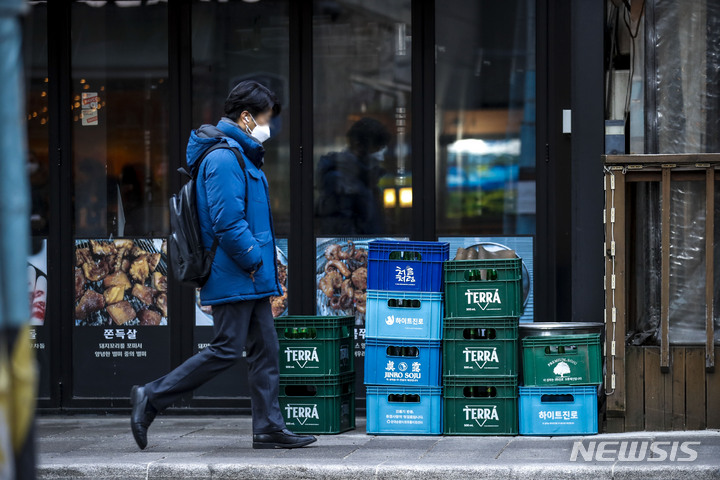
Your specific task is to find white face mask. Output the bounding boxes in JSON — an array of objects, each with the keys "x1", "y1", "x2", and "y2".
[
  {"x1": 370, "y1": 146, "x2": 387, "y2": 162},
  {"x1": 244, "y1": 113, "x2": 271, "y2": 143}
]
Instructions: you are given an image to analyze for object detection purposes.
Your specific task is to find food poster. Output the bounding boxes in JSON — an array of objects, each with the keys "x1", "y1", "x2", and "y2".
[
  {"x1": 191, "y1": 239, "x2": 288, "y2": 398},
  {"x1": 28, "y1": 237, "x2": 50, "y2": 398},
  {"x1": 439, "y1": 236, "x2": 534, "y2": 322},
  {"x1": 316, "y1": 237, "x2": 407, "y2": 395},
  {"x1": 72, "y1": 238, "x2": 171, "y2": 397}
]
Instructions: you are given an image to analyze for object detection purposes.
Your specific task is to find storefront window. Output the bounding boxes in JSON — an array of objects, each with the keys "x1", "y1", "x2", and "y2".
[
  {"x1": 71, "y1": 0, "x2": 169, "y2": 238},
  {"x1": 192, "y1": 0, "x2": 291, "y2": 236},
  {"x1": 70, "y1": 1, "x2": 171, "y2": 397},
  {"x1": 435, "y1": 0, "x2": 536, "y2": 236},
  {"x1": 313, "y1": 0, "x2": 413, "y2": 237},
  {"x1": 190, "y1": 0, "x2": 290, "y2": 398}
]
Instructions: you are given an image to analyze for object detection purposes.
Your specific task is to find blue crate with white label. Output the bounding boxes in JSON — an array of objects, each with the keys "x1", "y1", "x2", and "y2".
[
  {"x1": 364, "y1": 338, "x2": 442, "y2": 387},
  {"x1": 368, "y1": 241, "x2": 449, "y2": 292},
  {"x1": 519, "y1": 386, "x2": 599, "y2": 435},
  {"x1": 366, "y1": 385, "x2": 443, "y2": 435},
  {"x1": 365, "y1": 290, "x2": 444, "y2": 340}
]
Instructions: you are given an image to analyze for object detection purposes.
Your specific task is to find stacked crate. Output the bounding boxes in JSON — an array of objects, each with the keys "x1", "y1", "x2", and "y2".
[
  {"x1": 275, "y1": 315, "x2": 355, "y2": 434},
  {"x1": 518, "y1": 333, "x2": 602, "y2": 435},
  {"x1": 442, "y1": 257, "x2": 523, "y2": 435},
  {"x1": 364, "y1": 240, "x2": 449, "y2": 435}
]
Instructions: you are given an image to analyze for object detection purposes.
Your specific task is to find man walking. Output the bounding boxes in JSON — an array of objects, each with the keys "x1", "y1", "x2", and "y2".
[{"x1": 131, "y1": 81, "x2": 316, "y2": 450}]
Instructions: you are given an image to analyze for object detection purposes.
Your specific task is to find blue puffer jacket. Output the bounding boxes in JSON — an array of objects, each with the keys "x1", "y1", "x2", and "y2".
[{"x1": 186, "y1": 118, "x2": 282, "y2": 305}]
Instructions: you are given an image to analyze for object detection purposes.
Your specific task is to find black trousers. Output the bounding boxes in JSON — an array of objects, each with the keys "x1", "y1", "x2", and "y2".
[{"x1": 144, "y1": 298, "x2": 286, "y2": 434}]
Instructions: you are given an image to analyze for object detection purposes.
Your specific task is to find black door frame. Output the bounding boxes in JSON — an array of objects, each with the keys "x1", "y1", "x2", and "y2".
[{"x1": 37, "y1": 0, "x2": 582, "y2": 412}]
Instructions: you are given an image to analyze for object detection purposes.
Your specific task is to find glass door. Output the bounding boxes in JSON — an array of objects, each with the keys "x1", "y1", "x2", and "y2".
[
  {"x1": 311, "y1": 0, "x2": 413, "y2": 395},
  {"x1": 70, "y1": 0, "x2": 171, "y2": 398}
]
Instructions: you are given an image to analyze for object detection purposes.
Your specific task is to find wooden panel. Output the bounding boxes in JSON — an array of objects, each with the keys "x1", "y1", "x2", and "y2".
[
  {"x1": 644, "y1": 347, "x2": 665, "y2": 430},
  {"x1": 705, "y1": 168, "x2": 715, "y2": 371},
  {"x1": 685, "y1": 348, "x2": 707, "y2": 430},
  {"x1": 660, "y1": 168, "x2": 671, "y2": 370},
  {"x1": 671, "y1": 347, "x2": 686, "y2": 430},
  {"x1": 624, "y1": 346, "x2": 645, "y2": 431},
  {"x1": 605, "y1": 417, "x2": 625, "y2": 434},
  {"x1": 707, "y1": 349, "x2": 720, "y2": 428}
]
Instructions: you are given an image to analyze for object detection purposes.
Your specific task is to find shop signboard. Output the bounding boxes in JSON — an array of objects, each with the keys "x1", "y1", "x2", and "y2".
[
  {"x1": 72, "y1": 238, "x2": 170, "y2": 397},
  {"x1": 28, "y1": 238, "x2": 50, "y2": 398}
]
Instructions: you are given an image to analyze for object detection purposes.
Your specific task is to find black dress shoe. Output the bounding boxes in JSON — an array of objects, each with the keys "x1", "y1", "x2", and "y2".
[
  {"x1": 130, "y1": 385, "x2": 156, "y2": 450},
  {"x1": 252, "y1": 428, "x2": 317, "y2": 449}
]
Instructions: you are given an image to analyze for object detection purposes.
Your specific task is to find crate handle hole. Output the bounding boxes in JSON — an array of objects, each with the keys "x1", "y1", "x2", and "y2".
[
  {"x1": 388, "y1": 394, "x2": 421, "y2": 403},
  {"x1": 463, "y1": 386, "x2": 497, "y2": 398},
  {"x1": 284, "y1": 385, "x2": 317, "y2": 397},
  {"x1": 388, "y1": 251, "x2": 422, "y2": 261},
  {"x1": 462, "y1": 328, "x2": 496, "y2": 340},
  {"x1": 283, "y1": 328, "x2": 317, "y2": 339},
  {"x1": 544, "y1": 345, "x2": 578, "y2": 355},
  {"x1": 463, "y1": 269, "x2": 498, "y2": 281},
  {"x1": 540, "y1": 394, "x2": 574, "y2": 403},
  {"x1": 387, "y1": 299, "x2": 421, "y2": 308},
  {"x1": 386, "y1": 346, "x2": 419, "y2": 357}
]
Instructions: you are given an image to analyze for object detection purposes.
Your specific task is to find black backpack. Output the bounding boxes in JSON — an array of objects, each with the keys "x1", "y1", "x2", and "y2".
[{"x1": 168, "y1": 143, "x2": 246, "y2": 288}]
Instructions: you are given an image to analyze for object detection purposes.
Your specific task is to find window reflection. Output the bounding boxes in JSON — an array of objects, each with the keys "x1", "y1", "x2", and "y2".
[
  {"x1": 313, "y1": 0, "x2": 412, "y2": 236},
  {"x1": 72, "y1": 1, "x2": 169, "y2": 238},
  {"x1": 436, "y1": 0, "x2": 536, "y2": 235}
]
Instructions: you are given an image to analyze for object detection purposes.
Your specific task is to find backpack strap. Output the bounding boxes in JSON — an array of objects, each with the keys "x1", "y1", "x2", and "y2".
[{"x1": 185, "y1": 143, "x2": 249, "y2": 257}]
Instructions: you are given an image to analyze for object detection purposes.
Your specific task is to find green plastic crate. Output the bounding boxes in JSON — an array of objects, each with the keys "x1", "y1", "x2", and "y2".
[
  {"x1": 275, "y1": 316, "x2": 354, "y2": 376},
  {"x1": 279, "y1": 374, "x2": 355, "y2": 434},
  {"x1": 444, "y1": 259, "x2": 522, "y2": 318},
  {"x1": 443, "y1": 316, "x2": 519, "y2": 376},
  {"x1": 521, "y1": 333, "x2": 602, "y2": 386},
  {"x1": 279, "y1": 372, "x2": 356, "y2": 397},
  {"x1": 443, "y1": 375, "x2": 518, "y2": 435}
]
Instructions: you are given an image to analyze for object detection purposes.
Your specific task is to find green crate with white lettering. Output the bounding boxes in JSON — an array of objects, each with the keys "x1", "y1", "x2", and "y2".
[
  {"x1": 275, "y1": 316, "x2": 354, "y2": 376},
  {"x1": 444, "y1": 259, "x2": 523, "y2": 318},
  {"x1": 278, "y1": 373, "x2": 355, "y2": 434},
  {"x1": 443, "y1": 317, "x2": 519, "y2": 377},
  {"x1": 521, "y1": 334, "x2": 602, "y2": 386},
  {"x1": 443, "y1": 375, "x2": 518, "y2": 435}
]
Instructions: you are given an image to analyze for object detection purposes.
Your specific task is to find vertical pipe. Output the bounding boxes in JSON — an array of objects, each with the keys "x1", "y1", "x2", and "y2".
[{"x1": 705, "y1": 167, "x2": 715, "y2": 371}]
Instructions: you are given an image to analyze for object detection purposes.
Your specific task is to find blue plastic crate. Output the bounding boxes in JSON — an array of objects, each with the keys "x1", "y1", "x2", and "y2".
[
  {"x1": 365, "y1": 290, "x2": 443, "y2": 340},
  {"x1": 368, "y1": 240, "x2": 449, "y2": 292},
  {"x1": 364, "y1": 338, "x2": 442, "y2": 386},
  {"x1": 519, "y1": 386, "x2": 599, "y2": 435},
  {"x1": 366, "y1": 386, "x2": 443, "y2": 435}
]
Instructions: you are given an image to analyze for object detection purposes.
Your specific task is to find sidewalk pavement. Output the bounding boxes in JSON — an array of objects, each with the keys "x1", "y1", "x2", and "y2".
[{"x1": 37, "y1": 415, "x2": 720, "y2": 479}]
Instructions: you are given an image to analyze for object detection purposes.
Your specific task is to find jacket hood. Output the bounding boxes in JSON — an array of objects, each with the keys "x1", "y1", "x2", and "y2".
[{"x1": 186, "y1": 120, "x2": 266, "y2": 174}]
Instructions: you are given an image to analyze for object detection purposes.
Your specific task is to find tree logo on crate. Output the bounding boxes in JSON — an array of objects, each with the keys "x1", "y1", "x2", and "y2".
[
  {"x1": 463, "y1": 347, "x2": 499, "y2": 369},
  {"x1": 463, "y1": 404, "x2": 499, "y2": 427},
  {"x1": 284, "y1": 347, "x2": 319, "y2": 369},
  {"x1": 553, "y1": 361, "x2": 571, "y2": 378},
  {"x1": 385, "y1": 315, "x2": 395, "y2": 326},
  {"x1": 285, "y1": 404, "x2": 319, "y2": 425},
  {"x1": 464, "y1": 288, "x2": 502, "y2": 311}
]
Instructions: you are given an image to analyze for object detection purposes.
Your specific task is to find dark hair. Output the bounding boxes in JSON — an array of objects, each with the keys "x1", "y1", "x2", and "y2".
[
  {"x1": 346, "y1": 117, "x2": 391, "y2": 156},
  {"x1": 224, "y1": 80, "x2": 281, "y2": 121}
]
